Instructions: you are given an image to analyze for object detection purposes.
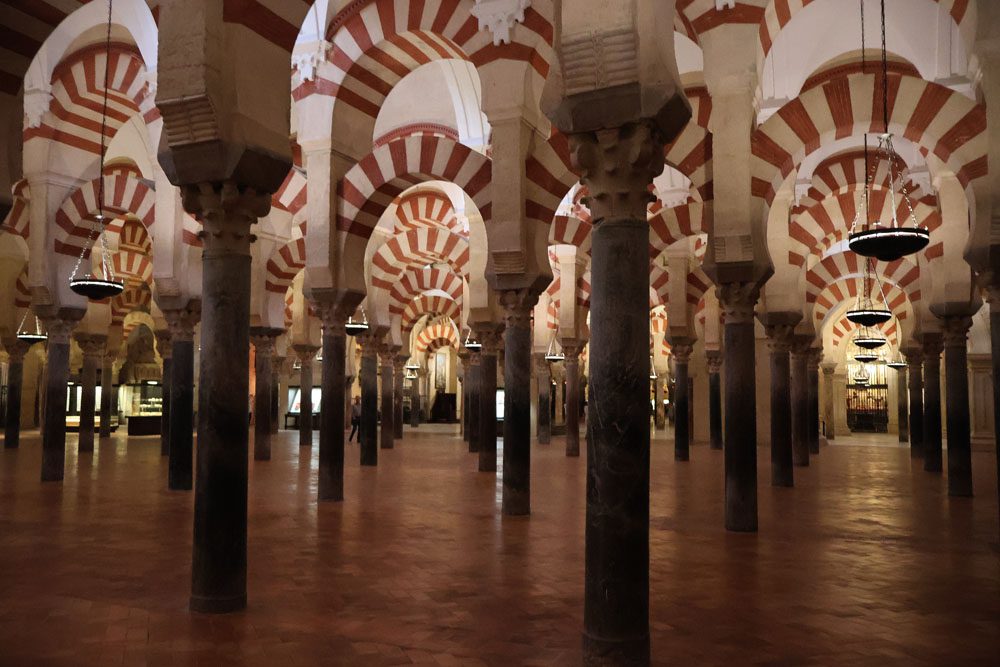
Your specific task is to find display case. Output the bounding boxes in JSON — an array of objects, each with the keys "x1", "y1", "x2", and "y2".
[
  {"x1": 120, "y1": 381, "x2": 163, "y2": 435},
  {"x1": 284, "y1": 386, "x2": 321, "y2": 429}
]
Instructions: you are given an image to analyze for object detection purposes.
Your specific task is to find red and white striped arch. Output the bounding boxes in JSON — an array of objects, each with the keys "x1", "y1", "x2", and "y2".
[
  {"x1": 664, "y1": 86, "x2": 713, "y2": 201},
  {"x1": 413, "y1": 320, "x2": 460, "y2": 354},
  {"x1": 110, "y1": 281, "x2": 152, "y2": 324},
  {"x1": 272, "y1": 168, "x2": 308, "y2": 215},
  {"x1": 53, "y1": 165, "x2": 155, "y2": 257},
  {"x1": 371, "y1": 227, "x2": 469, "y2": 291},
  {"x1": 794, "y1": 149, "x2": 933, "y2": 212},
  {"x1": 525, "y1": 132, "x2": 578, "y2": 227},
  {"x1": 805, "y1": 252, "x2": 921, "y2": 307},
  {"x1": 24, "y1": 43, "x2": 158, "y2": 156},
  {"x1": 648, "y1": 202, "x2": 708, "y2": 258},
  {"x1": 650, "y1": 308, "x2": 671, "y2": 358},
  {"x1": 549, "y1": 214, "x2": 592, "y2": 252},
  {"x1": 388, "y1": 266, "x2": 464, "y2": 316},
  {"x1": 2, "y1": 180, "x2": 29, "y2": 239},
  {"x1": 402, "y1": 294, "x2": 461, "y2": 333},
  {"x1": 265, "y1": 222, "x2": 309, "y2": 294},
  {"x1": 14, "y1": 268, "x2": 30, "y2": 311},
  {"x1": 338, "y1": 135, "x2": 491, "y2": 240},
  {"x1": 751, "y1": 72, "x2": 987, "y2": 209},
  {"x1": 829, "y1": 316, "x2": 900, "y2": 354},
  {"x1": 812, "y1": 278, "x2": 912, "y2": 327},
  {"x1": 393, "y1": 190, "x2": 463, "y2": 236}
]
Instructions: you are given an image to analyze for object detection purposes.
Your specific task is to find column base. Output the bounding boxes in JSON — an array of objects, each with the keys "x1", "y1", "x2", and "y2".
[
  {"x1": 478, "y1": 458, "x2": 496, "y2": 473},
  {"x1": 502, "y1": 492, "x2": 529, "y2": 516},
  {"x1": 582, "y1": 632, "x2": 649, "y2": 666},
  {"x1": 674, "y1": 450, "x2": 689, "y2": 462},
  {"x1": 189, "y1": 593, "x2": 247, "y2": 614}
]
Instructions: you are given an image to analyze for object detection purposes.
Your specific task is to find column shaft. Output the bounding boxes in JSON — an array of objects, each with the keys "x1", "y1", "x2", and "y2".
[
  {"x1": 318, "y1": 321, "x2": 346, "y2": 501},
  {"x1": 672, "y1": 347, "x2": 691, "y2": 461},
  {"x1": 923, "y1": 339, "x2": 943, "y2": 473},
  {"x1": 565, "y1": 352, "x2": 581, "y2": 457},
  {"x1": 708, "y1": 355, "x2": 722, "y2": 450},
  {"x1": 299, "y1": 358, "x2": 313, "y2": 446},
  {"x1": 251, "y1": 334, "x2": 274, "y2": 462},
  {"x1": 943, "y1": 317, "x2": 973, "y2": 496},
  {"x1": 769, "y1": 343, "x2": 793, "y2": 487},
  {"x1": 360, "y1": 346, "x2": 378, "y2": 466},
  {"x1": 78, "y1": 351, "x2": 99, "y2": 453},
  {"x1": 537, "y1": 361, "x2": 551, "y2": 444},
  {"x1": 393, "y1": 363, "x2": 404, "y2": 440},
  {"x1": 99, "y1": 359, "x2": 112, "y2": 439},
  {"x1": 410, "y1": 372, "x2": 421, "y2": 427},
  {"x1": 478, "y1": 347, "x2": 498, "y2": 472},
  {"x1": 379, "y1": 353, "x2": 394, "y2": 449},
  {"x1": 4, "y1": 353, "x2": 24, "y2": 449},
  {"x1": 42, "y1": 327, "x2": 73, "y2": 482},
  {"x1": 906, "y1": 354, "x2": 925, "y2": 458},
  {"x1": 807, "y1": 357, "x2": 820, "y2": 454},
  {"x1": 170, "y1": 339, "x2": 195, "y2": 490},
  {"x1": 467, "y1": 357, "x2": 481, "y2": 453},
  {"x1": 721, "y1": 289, "x2": 758, "y2": 532},
  {"x1": 502, "y1": 302, "x2": 533, "y2": 515},
  {"x1": 161, "y1": 356, "x2": 172, "y2": 456},
  {"x1": 896, "y1": 369, "x2": 909, "y2": 442},
  {"x1": 791, "y1": 349, "x2": 810, "y2": 467},
  {"x1": 990, "y1": 303, "x2": 1000, "y2": 540}
]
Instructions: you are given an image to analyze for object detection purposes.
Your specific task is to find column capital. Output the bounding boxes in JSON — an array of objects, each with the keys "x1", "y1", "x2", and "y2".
[
  {"x1": 163, "y1": 302, "x2": 201, "y2": 342},
  {"x1": 183, "y1": 181, "x2": 271, "y2": 256},
  {"x1": 716, "y1": 282, "x2": 760, "y2": 325},
  {"x1": 821, "y1": 362, "x2": 837, "y2": 376},
  {"x1": 669, "y1": 339, "x2": 694, "y2": 362},
  {"x1": 903, "y1": 347, "x2": 924, "y2": 366},
  {"x1": 941, "y1": 315, "x2": 974, "y2": 347},
  {"x1": 705, "y1": 349, "x2": 723, "y2": 373},
  {"x1": 75, "y1": 333, "x2": 107, "y2": 360},
  {"x1": 568, "y1": 121, "x2": 664, "y2": 222},
  {"x1": 920, "y1": 333, "x2": 944, "y2": 359},
  {"x1": 154, "y1": 329, "x2": 173, "y2": 360},
  {"x1": 39, "y1": 310, "x2": 83, "y2": 344},
  {"x1": 763, "y1": 324, "x2": 796, "y2": 353},
  {"x1": 807, "y1": 348, "x2": 824, "y2": 367},
  {"x1": 249, "y1": 327, "x2": 281, "y2": 356},
  {"x1": 3, "y1": 338, "x2": 32, "y2": 363},
  {"x1": 292, "y1": 343, "x2": 320, "y2": 364},
  {"x1": 357, "y1": 331, "x2": 382, "y2": 357},
  {"x1": 378, "y1": 346, "x2": 398, "y2": 365},
  {"x1": 273, "y1": 356, "x2": 287, "y2": 375},
  {"x1": 311, "y1": 298, "x2": 358, "y2": 334},
  {"x1": 500, "y1": 289, "x2": 538, "y2": 329}
]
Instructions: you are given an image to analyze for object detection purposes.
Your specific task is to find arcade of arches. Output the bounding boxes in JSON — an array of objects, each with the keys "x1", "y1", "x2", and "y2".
[{"x1": 0, "y1": 0, "x2": 998, "y2": 665}]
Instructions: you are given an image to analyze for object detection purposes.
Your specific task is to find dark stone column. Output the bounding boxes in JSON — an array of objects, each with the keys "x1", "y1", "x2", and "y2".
[
  {"x1": 822, "y1": 363, "x2": 836, "y2": 440},
  {"x1": 501, "y1": 295, "x2": 536, "y2": 515},
  {"x1": 379, "y1": 348, "x2": 395, "y2": 450},
  {"x1": 717, "y1": 284, "x2": 762, "y2": 532},
  {"x1": 3, "y1": 341, "x2": 28, "y2": 449},
  {"x1": 186, "y1": 183, "x2": 269, "y2": 613},
  {"x1": 904, "y1": 348, "x2": 925, "y2": 458},
  {"x1": 564, "y1": 343, "x2": 583, "y2": 457},
  {"x1": 790, "y1": 341, "x2": 810, "y2": 467},
  {"x1": 571, "y1": 122, "x2": 662, "y2": 663},
  {"x1": 895, "y1": 365, "x2": 908, "y2": 442},
  {"x1": 478, "y1": 331, "x2": 500, "y2": 473},
  {"x1": 271, "y1": 356, "x2": 283, "y2": 435},
  {"x1": 166, "y1": 306, "x2": 197, "y2": 491},
  {"x1": 249, "y1": 328, "x2": 278, "y2": 462},
  {"x1": 942, "y1": 315, "x2": 974, "y2": 497},
  {"x1": 988, "y1": 291, "x2": 1000, "y2": 540},
  {"x1": 536, "y1": 354, "x2": 551, "y2": 444},
  {"x1": 922, "y1": 334, "x2": 944, "y2": 473},
  {"x1": 99, "y1": 356, "x2": 113, "y2": 440},
  {"x1": 807, "y1": 349, "x2": 821, "y2": 454},
  {"x1": 358, "y1": 334, "x2": 379, "y2": 466},
  {"x1": 393, "y1": 356, "x2": 404, "y2": 440},
  {"x1": 410, "y1": 366, "x2": 421, "y2": 428},
  {"x1": 41, "y1": 315, "x2": 79, "y2": 482},
  {"x1": 764, "y1": 322, "x2": 796, "y2": 487},
  {"x1": 293, "y1": 344, "x2": 318, "y2": 447},
  {"x1": 75, "y1": 334, "x2": 105, "y2": 454},
  {"x1": 467, "y1": 352, "x2": 481, "y2": 453},
  {"x1": 706, "y1": 350, "x2": 723, "y2": 450},
  {"x1": 669, "y1": 341, "x2": 693, "y2": 462},
  {"x1": 155, "y1": 330, "x2": 172, "y2": 457},
  {"x1": 314, "y1": 302, "x2": 348, "y2": 501}
]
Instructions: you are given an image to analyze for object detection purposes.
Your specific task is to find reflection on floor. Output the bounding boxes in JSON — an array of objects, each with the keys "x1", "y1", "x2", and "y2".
[{"x1": 0, "y1": 426, "x2": 997, "y2": 665}]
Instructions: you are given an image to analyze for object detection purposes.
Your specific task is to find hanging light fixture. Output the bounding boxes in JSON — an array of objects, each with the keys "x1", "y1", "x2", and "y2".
[
  {"x1": 846, "y1": 258, "x2": 892, "y2": 326},
  {"x1": 463, "y1": 330, "x2": 481, "y2": 350},
  {"x1": 887, "y1": 351, "x2": 907, "y2": 369},
  {"x1": 15, "y1": 310, "x2": 47, "y2": 343},
  {"x1": 649, "y1": 355, "x2": 657, "y2": 380},
  {"x1": 853, "y1": 325, "x2": 887, "y2": 350},
  {"x1": 405, "y1": 368, "x2": 418, "y2": 380},
  {"x1": 68, "y1": 0, "x2": 124, "y2": 301},
  {"x1": 544, "y1": 335, "x2": 565, "y2": 362},
  {"x1": 404, "y1": 361, "x2": 420, "y2": 371},
  {"x1": 855, "y1": 363, "x2": 871, "y2": 385},
  {"x1": 345, "y1": 305, "x2": 369, "y2": 336},
  {"x1": 847, "y1": 0, "x2": 929, "y2": 262}
]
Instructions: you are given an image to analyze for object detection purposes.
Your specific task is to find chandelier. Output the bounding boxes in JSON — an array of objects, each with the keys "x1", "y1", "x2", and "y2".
[
  {"x1": 68, "y1": 0, "x2": 123, "y2": 300},
  {"x1": 463, "y1": 330, "x2": 481, "y2": 351},
  {"x1": 544, "y1": 336, "x2": 565, "y2": 362},
  {"x1": 847, "y1": 0, "x2": 929, "y2": 262},
  {"x1": 853, "y1": 325, "x2": 887, "y2": 350},
  {"x1": 345, "y1": 305, "x2": 369, "y2": 336},
  {"x1": 15, "y1": 311, "x2": 47, "y2": 343},
  {"x1": 887, "y1": 351, "x2": 907, "y2": 369},
  {"x1": 846, "y1": 258, "x2": 892, "y2": 327}
]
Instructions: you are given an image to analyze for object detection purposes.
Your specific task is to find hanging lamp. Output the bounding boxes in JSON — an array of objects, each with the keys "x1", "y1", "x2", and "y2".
[
  {"x1": 544, "y1": 336, "x2": 565, "y2": 362},
  {"x1": 463, "y1": 330, "x2": 481, "y2": 351},
  {"x1": 855, "y1": 363, "x2": 871, "y2": 385},
  {"x1": 847, "y1": 0, "x2": 929, "y2": 262},
  {"x1": 853, "y1": 325, "x2": 887, "y2": 350},
  {"x1": 15, "y1": 311, "x2": 47, "y2": 343},
  {"x1": 846, "y1": 257, "x2": 892, "y2": 326},
  {"x1": 887, "y1": 351, "x2": 907, "y2": 369},
  {"x1": 345, "y1": 306, "x2": 369, "y2": 336},
  {"x1": 649, "y1": 355, "x2": 657, "y2": 380},
  {"x1": 404, "y1": 361, "x2": 420, "y2": 371},
  {"x1": 68, "y1": 0, "x2": 124, "y2": 300}
]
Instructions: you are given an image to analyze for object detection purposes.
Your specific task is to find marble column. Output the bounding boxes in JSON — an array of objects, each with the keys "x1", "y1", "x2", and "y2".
[
  {"x1": 166, "y1": 306, "x2": 198, "y2": 491},
  {"x1": 564, "y1": 343, "x2": 582, "y2": 458},
  {"x1": 653, "y1": 376, "x2": 665, "y2": 430},
  {"x1": 99, "y1": 356, "x2": 113, "y2": 440},
  {"x1": 535, "y1": 354, "x2": 551, "y2": 444},
  {"x1": 271, "y1": 356, "x2": 283, "y2": 435},
  {"x1": 706, "y1": 350, "x2": 723, "y2": 450},
  {"x1": 988, "y1": 289, "x2": 1000, "y2": 539},
  {"x1": 895, "y1": 366, "x2": 909, "y2": 442},
  {"x1": 314, "y1": 302, "x2": 349, "y2": 501},
  {"x1": 478, "y1": 333, "x2": 500, "y2": 473},
  {"x1": 807, "y1": 349, "x2": 821, "y2": 454},
  {"x1": 467, "y1": 351, "x2": 481, "y2": 453},
  {"x1": 410, "y1": 367, "x2": 421, "y2": 428},
  {"x1": 670, "y1": 342, "x2": 693, "y2": 462},
  {"x1": 571, "y1": 122, "x2": 662, "y2": 661},
  {"x1": 790, "y1": 340, "x2": 810, "y2": 467},
  {"x1": 765, "y1": 325, "x2": 795, "y2": 487},
  {"x1": 379, "y1": 348, "x2": 395, "y2": 450},
  {"x1": 821, "y1": 363, "x2": 837, "y2": 440},
  {"x1": 75, "y1": 334, "x2": 106, "y2": 454},
  {"x1": 393, "y1": 356, "x2": 405, "y2": 440},
  {"x1": 293, "y1": 345, "x2": 318, "y2": 447},
  {"x1": 41, "y1": 315, "x2": 79, "y2": 482},
  {"x1": 942, "y1": 316, "x2": 974, "y2": 496},
  {"x1": 922, "y1": 334, "x2": 944, "y2": 473},
  {"x1": 358, "y1": 334, "x2": 379, "y2": 466},
  {"x1": 155, "y1": 330, "x2": 173, "y2": 457},
  {"x1": 3, "y1": 340, "x2": 29, "y2": 449},
  {"x1": 249, "y1": 328, "x2": 278, "y2": 462},
  {"x1": 186, "y1": 183, "x2": 269, "y2": 613},
  {"x1": 904, "y1": 348, "x2": 925, "y2": 459},
  {"x1": 502, "y1": 295, "x2": 536, "y2": 515},
  {"x1": 718, "y1": 284, "x2": 762, "y2": 531}
]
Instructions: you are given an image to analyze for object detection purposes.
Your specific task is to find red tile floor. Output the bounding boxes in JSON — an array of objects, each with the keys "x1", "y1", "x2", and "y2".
[{"x1": 0, "y1": 426, "x2": 998, "y2": 666}]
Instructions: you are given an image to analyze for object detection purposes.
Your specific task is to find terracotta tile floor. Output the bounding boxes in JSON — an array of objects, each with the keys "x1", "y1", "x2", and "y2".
[{"x1": 0, "y1": 426, "x2": 998, "y2": 666}]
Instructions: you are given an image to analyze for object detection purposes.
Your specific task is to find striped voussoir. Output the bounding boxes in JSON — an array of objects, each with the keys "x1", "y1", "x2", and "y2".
[
  {"x1": 388, "y1": 266, "x2": 463, "y2": 316},
  {"x1": 393, "y1": 190, "x2": 463, "y2": 236},
  {"x1": 402, "y1": 294, "x2": 461, "y2": 333},
  {"x1": 413, "y1": 320, "x2": 460, "y2": 354},
  {"x1": 812, "y1": 278, "x2": 912, "y2": 327},
  {"x1": 265, "y1": 222, "x2": 308, "y2": 294},
  {"x1": 370, "y1": 227, "x2": 470, "y2": 292},
  {"x1": 805, "y1": 253, "x2": 921, "y2": 310}
]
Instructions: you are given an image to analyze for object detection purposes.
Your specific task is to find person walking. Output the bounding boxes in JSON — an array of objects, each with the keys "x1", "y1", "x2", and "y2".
[{"x1": 349, "y1": 396, "x2": 361, "y2": 442}]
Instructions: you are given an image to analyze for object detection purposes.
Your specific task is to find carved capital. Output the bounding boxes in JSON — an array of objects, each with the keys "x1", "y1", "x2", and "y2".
[
  {"x1": 478, "y1": 330, "x2": 503, "y2": 355},
  {"x1": 163, "y1": 301, "x2": 200, "y2": 342},
  {"x1": 470, "y1": 0, "x2": 530, "y2": 46},
  {"x1": 378, "y1": 346, "x2": 398, "y2": 365},
  {"x1": 920, "y1": 333, "x2": 944, "y2": 359},
  {"x1": 292, "y1": 344, "x2": 320, "y2": 364},
  {"x1": 941, "y1": 315, "x2": 973, "y2": 347},
  {"x1": 764, "y1": 324, "x2": 796, "y2": 353},
  {"x1": 569, "y1": 121, "x2": 664, "y2": 222},
  {"x1": 705, "y1": 350, "x2": 723, "y2": 374},
  {"x1": 249, "y1": 327, "x2": 281, "y2": 357},
  {"x1": 183, "y1": 182, "x2": 271, "y2": 256},
  {"x1": 41, "y1": 314, "x2": 81, "y2": 345},
  {"x1": 358, "y1": 331, "x2": 382, "y2": 356},
  {"x1": 75, "y1": 333, "x2": 107, "y2": 360},
  {"x1": 903, "y1": 347, "x2": 924, "y2": 367},
  {"x1": 312, "y1": 299, "x2": 356, "y2": 335},
  {"x1": 500, "y1": 289, "x2": 538, "y2": 329},
  {"x1": 716, "y1": 282, "x2": 759, "y2": 325}
]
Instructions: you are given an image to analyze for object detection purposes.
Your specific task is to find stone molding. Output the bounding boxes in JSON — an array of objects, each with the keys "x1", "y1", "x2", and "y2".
[
  {"x1": 183, "y1": 182, "x2": 271, "y2": 256},
  {"x1": 470, "y1": 0, "x2": 530, "y2": 46},
  {"x1": 163, "y1": 302, "x2": 201, "y2": 343},
  {"x1": 716, "y1": 282, "x2": 759, "y2": 325}
]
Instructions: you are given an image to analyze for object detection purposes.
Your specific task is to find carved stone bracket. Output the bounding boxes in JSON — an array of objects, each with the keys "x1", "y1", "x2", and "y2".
[
  {"x1": 154, "y1": 330, "x2": 173, "y2": 360},
  {"x1": 183, "y1": 182, "x2": 271, "y2": 256},
  {"x1": 716, "y1": 282, "x2": 760, "y2": 325},
  {"x1": 163, "y1": 301, "x2": 201, "y2": 343},
  {"x1": 470, "y1": 0, "x2": 531, "y2": 46}
]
